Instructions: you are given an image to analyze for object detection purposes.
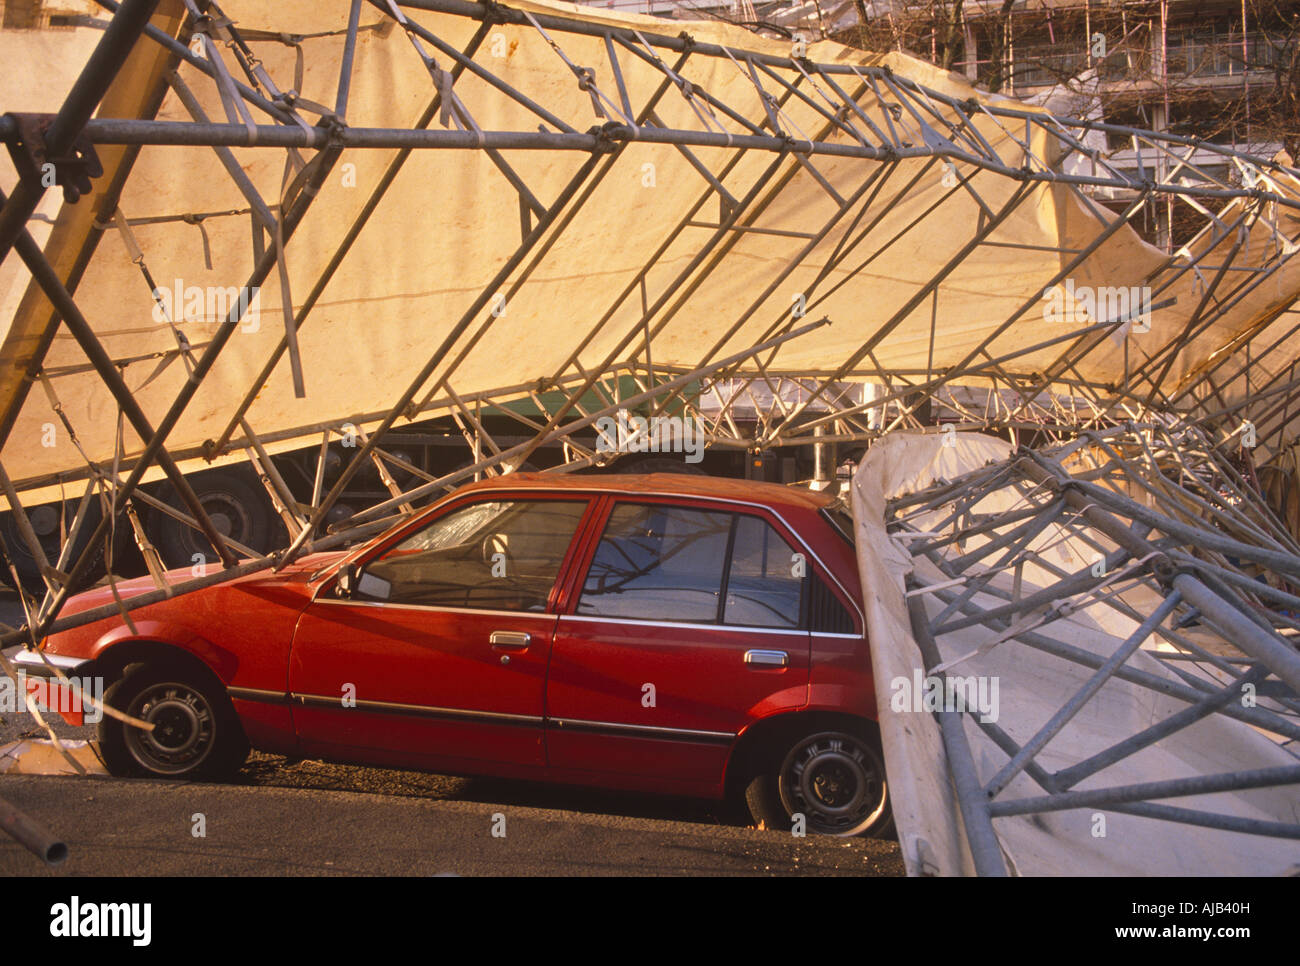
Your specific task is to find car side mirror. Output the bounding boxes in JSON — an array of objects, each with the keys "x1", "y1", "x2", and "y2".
[{"x1": 335, "y1": 563, "x2": 358, "y2": 598}]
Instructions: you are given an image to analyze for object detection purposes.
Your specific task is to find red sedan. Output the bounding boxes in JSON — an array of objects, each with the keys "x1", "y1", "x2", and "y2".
[{"x1": 21, "y1": 473, "x2": 890, "y2": 836}]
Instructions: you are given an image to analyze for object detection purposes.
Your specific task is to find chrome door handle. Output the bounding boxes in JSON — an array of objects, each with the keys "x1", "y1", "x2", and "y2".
[
  {"x1": 744, "y1": 649, "x2": 788, "y2": 668},
  {"x1": 490, "y1": 631, "x2": 531, "y2": 650}
]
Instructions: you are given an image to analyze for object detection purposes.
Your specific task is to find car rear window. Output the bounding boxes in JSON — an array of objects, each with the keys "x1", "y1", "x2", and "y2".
[{"x1": 821, "y1": 500, "x2": 855, "y2": 547}]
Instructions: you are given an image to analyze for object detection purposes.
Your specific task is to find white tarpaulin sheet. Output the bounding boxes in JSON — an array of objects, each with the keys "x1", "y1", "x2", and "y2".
[{"x1": 853, "y1": 431, "x2": 1300, "y2": 876}]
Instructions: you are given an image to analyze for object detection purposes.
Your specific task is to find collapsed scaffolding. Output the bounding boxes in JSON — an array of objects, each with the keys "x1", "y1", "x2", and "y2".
[
  {"x1": 871, "y1": 425, "x2": 1300, "y2": 874},
  {"x1": 0, "y1": 0, "x2": 1298, "y2": 869}
]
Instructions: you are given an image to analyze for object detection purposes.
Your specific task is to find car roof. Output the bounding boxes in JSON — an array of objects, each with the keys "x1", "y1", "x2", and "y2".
[{"x1": 456, "y1": 472, "x2": 837, "y2": 514}]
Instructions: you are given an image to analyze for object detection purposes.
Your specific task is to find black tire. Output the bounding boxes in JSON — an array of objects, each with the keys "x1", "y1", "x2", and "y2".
[
  {"x1": 745, "y1": 726, "x2": 892, "y2": 837},
  {"x1": 150, "y1": 467, "x2": 284, "y2": 569},
  {"x1": 98, "y1": 662, "x2": 249, "y2": 781},
  {"x1": 0, "y1": 501, "x2": 108, "y2": 594}
]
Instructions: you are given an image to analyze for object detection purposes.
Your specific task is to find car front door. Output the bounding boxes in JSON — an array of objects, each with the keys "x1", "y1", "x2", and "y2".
[
  {"x1": 546, "y1": 500, "x2": 812, "y2": 792},
  {"x1": 288, "y1": 495, "x2": 593, "y2": 773}
]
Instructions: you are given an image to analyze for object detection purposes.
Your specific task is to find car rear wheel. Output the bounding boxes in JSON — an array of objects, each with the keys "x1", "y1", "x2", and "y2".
[
  {"x1": 99, "y1": 663, "x2": 249, "y2": 781},
  {"x1": 745, "y1": 727, "x2": 892, "y2": 837}
]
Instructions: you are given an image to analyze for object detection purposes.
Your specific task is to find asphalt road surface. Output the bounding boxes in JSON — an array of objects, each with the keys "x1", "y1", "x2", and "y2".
[{"x1": 0, "y1": 774, "x2": 902, "y2": 876}]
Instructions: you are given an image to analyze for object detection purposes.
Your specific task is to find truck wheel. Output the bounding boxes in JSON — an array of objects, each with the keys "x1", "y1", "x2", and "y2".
[
  {"x1": 99, "y1": 662, "x2": 249, "y2": 780},
  {"x1": 150, "y1": 468, "x2": 283, "y2": 568},
  {"x1": 0, "y1": 501, "x2": 106, "y2": 594}
]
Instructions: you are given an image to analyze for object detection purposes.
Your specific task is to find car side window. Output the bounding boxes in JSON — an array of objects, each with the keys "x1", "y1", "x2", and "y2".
[
  {"x1": 577, "y1": 503, "x2": 806, "y2": 629},
  {"x1": 577, "y1": 504, "x2": 731, "y2": 622},
  {"x1": 356, "y1": 499, "x2": 587, "y2": 612},
  {"x1": 724, "y1": 514, "x2": 802, "y2": 628}
]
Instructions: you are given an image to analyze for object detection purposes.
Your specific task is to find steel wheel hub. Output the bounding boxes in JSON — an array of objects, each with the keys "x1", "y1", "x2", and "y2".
[
  {"x1": 126, "y1": 683, "x2": 215, "y2": 774},
  {"x1": 780, "y1": 733, "x2": 887, "y2": 835}
]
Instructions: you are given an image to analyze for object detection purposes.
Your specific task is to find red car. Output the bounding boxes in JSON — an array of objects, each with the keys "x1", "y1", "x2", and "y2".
[{"x1": 22, "y1": 473, "x2": 890, "y2": 836}]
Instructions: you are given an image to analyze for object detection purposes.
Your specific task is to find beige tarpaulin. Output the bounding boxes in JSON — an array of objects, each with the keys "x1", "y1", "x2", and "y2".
[{"x1": 2, "y1": 0, "x2": 1299, "y2": 505}]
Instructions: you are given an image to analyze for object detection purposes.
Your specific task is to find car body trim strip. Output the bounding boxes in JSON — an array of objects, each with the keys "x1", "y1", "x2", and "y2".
[
  {"x1": 547, "y1": 717, "x2": 735, "y2": 744},
  {"x1": 288, "y1": 692, "x2": 545, "y2": 725},
  {"x1": 233, "y1": 687, "x2": 737, "y2": 744},
  {"x1": 227, "y1": 686, "x2": 290, "y2": 704}
]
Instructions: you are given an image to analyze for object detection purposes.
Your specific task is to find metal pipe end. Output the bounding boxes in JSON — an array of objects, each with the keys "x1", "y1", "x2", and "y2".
[{"x1": 44, "y1": 840, "x2": 69, "y2": 866}]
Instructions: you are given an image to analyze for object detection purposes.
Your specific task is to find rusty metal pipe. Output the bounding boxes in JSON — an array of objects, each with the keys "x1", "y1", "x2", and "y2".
[{"x1": 0, "y1": 793, "x2": 68, "y2": 866}]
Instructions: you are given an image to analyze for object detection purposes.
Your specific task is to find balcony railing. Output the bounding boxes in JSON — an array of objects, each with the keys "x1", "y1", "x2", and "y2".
[{"x1": 1011, "y1": 30, "x2": 1292, "y2": 89}]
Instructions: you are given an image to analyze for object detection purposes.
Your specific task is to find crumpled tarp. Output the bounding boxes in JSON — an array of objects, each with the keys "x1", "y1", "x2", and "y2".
[{"x1": 853, "y1": 431, "x2": 1300, "y2": 875}]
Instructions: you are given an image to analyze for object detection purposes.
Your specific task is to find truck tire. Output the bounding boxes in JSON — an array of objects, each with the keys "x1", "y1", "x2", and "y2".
[
  {"x1": 0, "y1": 500, "x2": 107, "y2": 594},
  {"x1": 150, "y1": 467, "x2": 284, "y2": 569}
]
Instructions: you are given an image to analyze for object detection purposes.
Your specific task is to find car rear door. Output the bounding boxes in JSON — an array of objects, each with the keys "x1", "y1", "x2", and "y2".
[
  {"x1": 545, "y1": 498, "x2": 812, "y2": 791},
  {"x1": 288, "y1": 495, "x2": 595, "y2": 772}
]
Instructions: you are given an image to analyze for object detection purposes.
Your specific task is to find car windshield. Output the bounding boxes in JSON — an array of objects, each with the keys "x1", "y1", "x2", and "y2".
[{"x1": 391, "y1": 501, "x2": 514, "y2": 553}]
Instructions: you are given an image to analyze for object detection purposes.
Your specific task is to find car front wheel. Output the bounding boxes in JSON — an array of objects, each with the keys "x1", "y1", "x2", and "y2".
[
  {"x1": 99, "y1": 663, "x2": 249, "y2": 781},
  {"x1": 745, "y1": 727, "x2": 892, "y2": 837}
]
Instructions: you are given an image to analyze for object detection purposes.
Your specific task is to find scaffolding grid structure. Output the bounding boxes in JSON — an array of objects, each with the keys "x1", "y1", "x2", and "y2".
[
  {"x1": 0, "y1": 0, "x2": 1298, "y2": 869},
  {"x1": 888, "y1": 424, "x2": 1300, "y2": 874}
]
